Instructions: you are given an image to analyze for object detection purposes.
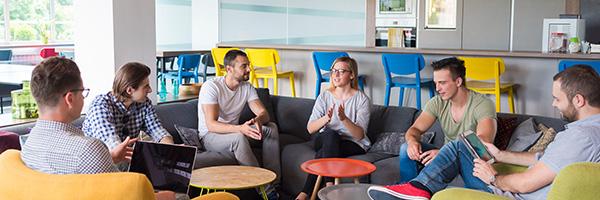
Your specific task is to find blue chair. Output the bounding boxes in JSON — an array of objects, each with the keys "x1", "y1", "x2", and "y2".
[
  {"x1": 199, "y1": 52, "x2": 216, "y2": 82},
  {"x1": 381, "y1": 53, "x2": 435, "y2": 109},
  {"x1": 0, "y1": 50, "x2": 12, "y2": 63},
  {"x1": 558, "y1": 59, "x2": 600, "y2": 73},
  {"x1": 312, "y1": 51, "x2": 366, "y2": 98},
  {"x1": 162, "y1": 54, "x2": 201, "y2": 95}
]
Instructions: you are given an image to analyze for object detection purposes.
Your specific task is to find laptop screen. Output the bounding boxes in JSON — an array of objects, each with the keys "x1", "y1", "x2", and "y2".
[{"x1": 128, "y1": 141, "x2": 197, "y2": 194}]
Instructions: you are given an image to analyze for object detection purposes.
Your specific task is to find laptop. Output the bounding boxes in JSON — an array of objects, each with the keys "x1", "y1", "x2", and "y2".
[{"x1": 128, "y1": 141, "x2": 197, "y2": 194}]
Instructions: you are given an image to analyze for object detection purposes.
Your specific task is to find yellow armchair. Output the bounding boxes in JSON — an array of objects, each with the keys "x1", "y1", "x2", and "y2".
[{"x1": 0, "y1": 150, "x2": 238, "y2": 200}]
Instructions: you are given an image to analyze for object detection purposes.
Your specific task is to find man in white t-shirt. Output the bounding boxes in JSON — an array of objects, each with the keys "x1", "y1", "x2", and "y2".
[{"x1": 197, "y1": 50, "x2": 280, "y2": 188}]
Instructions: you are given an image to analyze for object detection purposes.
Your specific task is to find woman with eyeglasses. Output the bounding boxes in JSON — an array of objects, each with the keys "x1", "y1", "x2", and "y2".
[
  {"x1": 295, "y1": 57, "x2": 372, "y2": 200},
  {"x1": 82, "y1": 62, "x2": 174, "y2": 166}
]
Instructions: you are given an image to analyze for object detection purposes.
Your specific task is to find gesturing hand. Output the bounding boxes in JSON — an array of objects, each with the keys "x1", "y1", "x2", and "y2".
[
  {"x1": 337, "y1": 103, "x2": 348, "y2": 122},
  {"x1": 110, "y1": 136, "x2": 138, "y2": 164},
  {"x1": 240, "y1": 119, "x2": 262, "y2": 140},
  {"x1": 252, "y1": 117, "x2": 263, "y2": 137},
  {"x1": 325, "y1": 106, "x2": 334, "y2": 123}
]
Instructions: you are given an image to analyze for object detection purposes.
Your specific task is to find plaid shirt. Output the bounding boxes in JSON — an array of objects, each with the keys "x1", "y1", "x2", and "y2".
[
  {"x1": 21, "y1": 120, "x2": 117, "y2": 174},
  {"x1": 82, "y1": 92, "x2": 170, "y2": 149}
]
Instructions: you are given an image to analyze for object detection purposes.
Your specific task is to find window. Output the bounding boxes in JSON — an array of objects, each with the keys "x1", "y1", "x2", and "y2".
[
  {"x1": 0, "y1": 0, "x2": 73, "y2": 44},
  {"x1": 425, "y1": 0, "x2": 456, "y2": 29}
]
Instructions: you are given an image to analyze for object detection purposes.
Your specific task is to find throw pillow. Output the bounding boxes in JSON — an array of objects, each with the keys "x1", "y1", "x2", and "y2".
[
  {"x1": 528, "y1": 123, "x2": 557, "y2": 152},
  {"x1": 494, "y1": 116, "x2": 519, "y2": 150},
  {"x1": 0, "y1": 131, "x2": 21, "y2": 153},
  {"x1": 368, "y1": 131, "x2": 435, "y2": 155},
  {"x1": 507, "y1": 118, "x2": 542, "y2": 152},
  {"x1": 174, "y1": 124, "x2": 204, "y2": 152}
]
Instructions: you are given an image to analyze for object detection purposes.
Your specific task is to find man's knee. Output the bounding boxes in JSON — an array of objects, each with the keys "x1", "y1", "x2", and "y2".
[{"x1": 261, "y1": 122, "x2": 279, "y2": 138}]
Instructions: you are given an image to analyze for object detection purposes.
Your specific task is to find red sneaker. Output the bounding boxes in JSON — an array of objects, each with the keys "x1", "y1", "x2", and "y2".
[{"x1": 367, "y1": 183, "x2": 431, "y2": 200}]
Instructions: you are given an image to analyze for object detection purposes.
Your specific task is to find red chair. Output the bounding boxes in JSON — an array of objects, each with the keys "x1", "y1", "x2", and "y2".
[{"x1": 40, "y1": 48, "x2": 58, "y2": 58}]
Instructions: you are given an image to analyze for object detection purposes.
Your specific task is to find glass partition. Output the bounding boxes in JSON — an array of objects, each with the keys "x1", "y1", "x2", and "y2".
[{"x1": 219, "y1": 0, "x2": 366, "y2": 46}]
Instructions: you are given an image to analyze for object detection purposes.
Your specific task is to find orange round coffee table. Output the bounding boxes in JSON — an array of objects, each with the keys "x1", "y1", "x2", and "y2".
[{"x1": 301, "y1": 158, "x2": 376, "y2": 200}]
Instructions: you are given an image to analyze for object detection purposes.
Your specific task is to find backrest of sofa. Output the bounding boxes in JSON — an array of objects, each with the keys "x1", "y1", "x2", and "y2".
[
  {"x1": 270, "y1": 95, "x2": 315, "y2": 141},
  {"x1": 0, "y1": 150, "x2": 155, "y2": 200},
  {"x1": 367, "y1": 105, "x2": 420, "y2": 141},
  {"x1": 155, "y1": 100, "x2": 198, "y2": 144},
  {"x1": 0, "y1": 117, "x2": 86, "y2": 136}
]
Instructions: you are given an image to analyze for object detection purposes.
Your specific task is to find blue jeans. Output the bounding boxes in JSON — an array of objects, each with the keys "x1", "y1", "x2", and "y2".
[
  {"x1": 411, "y1": 140, "x2": 493, "y2": 194},
  {"x1": 399, "y1": 142, "x2": 438, "y2": 183}
]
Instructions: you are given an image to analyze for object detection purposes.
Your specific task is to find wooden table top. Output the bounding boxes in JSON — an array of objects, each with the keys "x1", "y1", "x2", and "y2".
[
  {"x1": 190, "y1": 165, "x2": 276, "y2": 190},
  {"x1": 301, "y1": 158, "x2": 376, "y2": 178}
]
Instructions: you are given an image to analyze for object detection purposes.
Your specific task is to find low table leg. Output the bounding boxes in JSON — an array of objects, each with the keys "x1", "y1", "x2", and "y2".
[
  {"x1": 354, "y1": 178, "x2": 359, "y2": 184},
  {"x1": 259, "y1": 185, "x2": 268, "y2": 200},
  {"x1": 310, "y1": 175, "x2": 322, "y2": 200},
  {"x1": 334, "y1": 178, "x2": 340, "y2": 185}
]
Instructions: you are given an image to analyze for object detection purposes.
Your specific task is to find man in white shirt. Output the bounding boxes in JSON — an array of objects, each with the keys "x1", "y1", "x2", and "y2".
[{"x1": 197, "y1": 50, "x2": 280, "y2": 192}]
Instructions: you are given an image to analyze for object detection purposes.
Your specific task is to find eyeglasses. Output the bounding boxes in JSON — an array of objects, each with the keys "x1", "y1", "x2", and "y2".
[
  {"x1": 330, "y1": 68, "x2": 351, "y2": 74},
  {"x1": 66, "y1": 88, "x2": 90, "y2": 98}
]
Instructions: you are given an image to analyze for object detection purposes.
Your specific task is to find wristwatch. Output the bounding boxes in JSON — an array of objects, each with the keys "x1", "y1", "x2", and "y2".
[{"x1": 489, "y1": 174, "x2": 497, "y2": 185}]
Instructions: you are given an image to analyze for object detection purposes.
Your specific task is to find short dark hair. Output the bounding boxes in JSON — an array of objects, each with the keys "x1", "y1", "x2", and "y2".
[
  {"x1": 112, "y1": 62, "x2": 151, "y2": 101},
  {"x1": 30, "y1": 57, "x2": 82, "y2": 107},
  {"x1": 553, "y1": 65, "x2": 600, "y2": 107},
  {"x1": 223, "y1": 50, "x2": 247, "y2": 67},
  {"x1": 432, "y1": 57, "x2": 466, "y2": 87}
]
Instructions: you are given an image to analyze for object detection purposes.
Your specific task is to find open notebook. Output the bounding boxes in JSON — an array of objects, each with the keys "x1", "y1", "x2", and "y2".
[{"x1": 128, "y1": 141, "x2": 197, "y2": 194}]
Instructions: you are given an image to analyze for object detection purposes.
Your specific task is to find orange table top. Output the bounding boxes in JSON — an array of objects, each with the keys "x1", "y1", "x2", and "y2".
[{"x1": 300, "y1": 158, "x2": 376, "y2": 178}]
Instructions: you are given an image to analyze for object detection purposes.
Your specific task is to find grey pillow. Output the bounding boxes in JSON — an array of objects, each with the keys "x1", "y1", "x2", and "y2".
[
  {"x1": 174, "y1": 124, "x2": 205, "y2": 152},
  {"x1": 369, "y1": 132, "x2": 435, "y2": 155},
  {"x1": 507, "y1": 118, "x2": 542, "y2": 152}
]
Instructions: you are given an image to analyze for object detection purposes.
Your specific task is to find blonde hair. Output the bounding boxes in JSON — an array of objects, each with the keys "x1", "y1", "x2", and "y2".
[{"x1": 328, "y1": 56, "x2": 359, "y2": 90}]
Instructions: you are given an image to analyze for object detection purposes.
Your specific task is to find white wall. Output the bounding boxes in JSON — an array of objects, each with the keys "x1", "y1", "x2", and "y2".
[
  {"x1": 192, "y1": 0, "x2": 219, "y2": 49},
  {"x1": 156, "y1": 0, "x2": 192, "y2": 50},
  {"x1": 75, "y1": 0, "x2": 157, "y2": 106}
]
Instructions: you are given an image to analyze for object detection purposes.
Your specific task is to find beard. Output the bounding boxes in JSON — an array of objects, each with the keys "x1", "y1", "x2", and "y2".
[{"x1": 559, "y1": 103, "x2": 578, "y2": 122}]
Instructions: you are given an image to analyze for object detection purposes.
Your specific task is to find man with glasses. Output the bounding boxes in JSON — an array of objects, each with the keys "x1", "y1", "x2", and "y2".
[
  {"x1": 21, "y1": 57, "x2": 137, "y2": 174},
  {"x1": 83, "y1": 62, "x2": 174, "y2": 167}
]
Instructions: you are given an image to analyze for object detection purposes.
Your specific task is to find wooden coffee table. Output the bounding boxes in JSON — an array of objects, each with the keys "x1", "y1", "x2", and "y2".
[
  {"x1": 301, "y1": 158, "x2": 376, "y2": 200},
  {"x1": 190, "y1": 165, "x2": 276, "y2": 200}
]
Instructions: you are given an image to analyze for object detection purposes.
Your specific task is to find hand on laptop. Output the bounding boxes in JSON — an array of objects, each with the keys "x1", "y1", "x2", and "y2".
[{"x1": 110, "y1": 136, "x2": 138, "y2": 164}]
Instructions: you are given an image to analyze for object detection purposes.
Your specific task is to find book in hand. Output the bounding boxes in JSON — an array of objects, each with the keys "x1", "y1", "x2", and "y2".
[{"x1": 459, "y1": 130, "x2": 495, "y2": 163}]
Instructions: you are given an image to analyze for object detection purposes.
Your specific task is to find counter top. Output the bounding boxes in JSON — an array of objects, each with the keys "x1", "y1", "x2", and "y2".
[{"x1": 218, "y1": 43, "x2": 600, "y2": 60}]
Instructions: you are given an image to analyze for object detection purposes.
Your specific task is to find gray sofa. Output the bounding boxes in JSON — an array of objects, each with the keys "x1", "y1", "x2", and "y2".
[{"x1": 0, "y1": 88, "x2": 567, "y2": 200}]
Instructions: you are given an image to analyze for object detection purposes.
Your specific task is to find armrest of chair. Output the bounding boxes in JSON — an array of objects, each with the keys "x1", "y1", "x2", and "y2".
[
  {"x1": 548, "y1": 162, "x2": 600, "y2": 200},
  {"x1": 432, "y1": 188, "x2": 510, "y2": 200}
]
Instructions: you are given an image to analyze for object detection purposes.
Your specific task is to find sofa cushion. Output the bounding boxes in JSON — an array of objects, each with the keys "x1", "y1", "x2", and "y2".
[
  {"x1": 173, "y1": 124, "x2": 204, "y2": 152},
  {"x1": 494, "y1": 116, "x2": 519, "y2": 150},
  {"x1": 155, "y1": 101, "x2": 198, "y2": 144},
  {"x1": 271, "y1": 96, "x2": 315, "y2": 141},
  {"x1": 239, "y1": 88, "x2": 277, "y2": 124},
  {"x1": 368, "y1": 132, "x2": 434, "y2": 155},
  {"x1": 0, "y1": 131, "x2": 20, "y2": 153},
  {"x1": 367, "y1": 105, "x2": 419, "y2": 142},
  {"x1": 528, "y1": 123, "x2": 557, "y2": 152},
  {"x1": 507, "y1": 118, "x2": 542, "y2": 152}
]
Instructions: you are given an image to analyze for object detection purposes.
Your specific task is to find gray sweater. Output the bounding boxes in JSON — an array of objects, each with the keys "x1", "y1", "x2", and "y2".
[{"x1": 309, "y1": 90, "x2": 371, "y2": 150}]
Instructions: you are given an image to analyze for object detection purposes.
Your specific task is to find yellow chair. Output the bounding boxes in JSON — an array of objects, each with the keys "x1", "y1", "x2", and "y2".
[
  {"x1": 246, "y1": 48, "x2": 296, "y2": 97},
  {"x1": 459, "y1": 57, "x2": 516, "y2": 113},
  {"x1": 0, "y1": 150, "x2": 238, "y2": 200},
  {"x1": 211, "y1": 47, "x2": 240, "y2": 77}
]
